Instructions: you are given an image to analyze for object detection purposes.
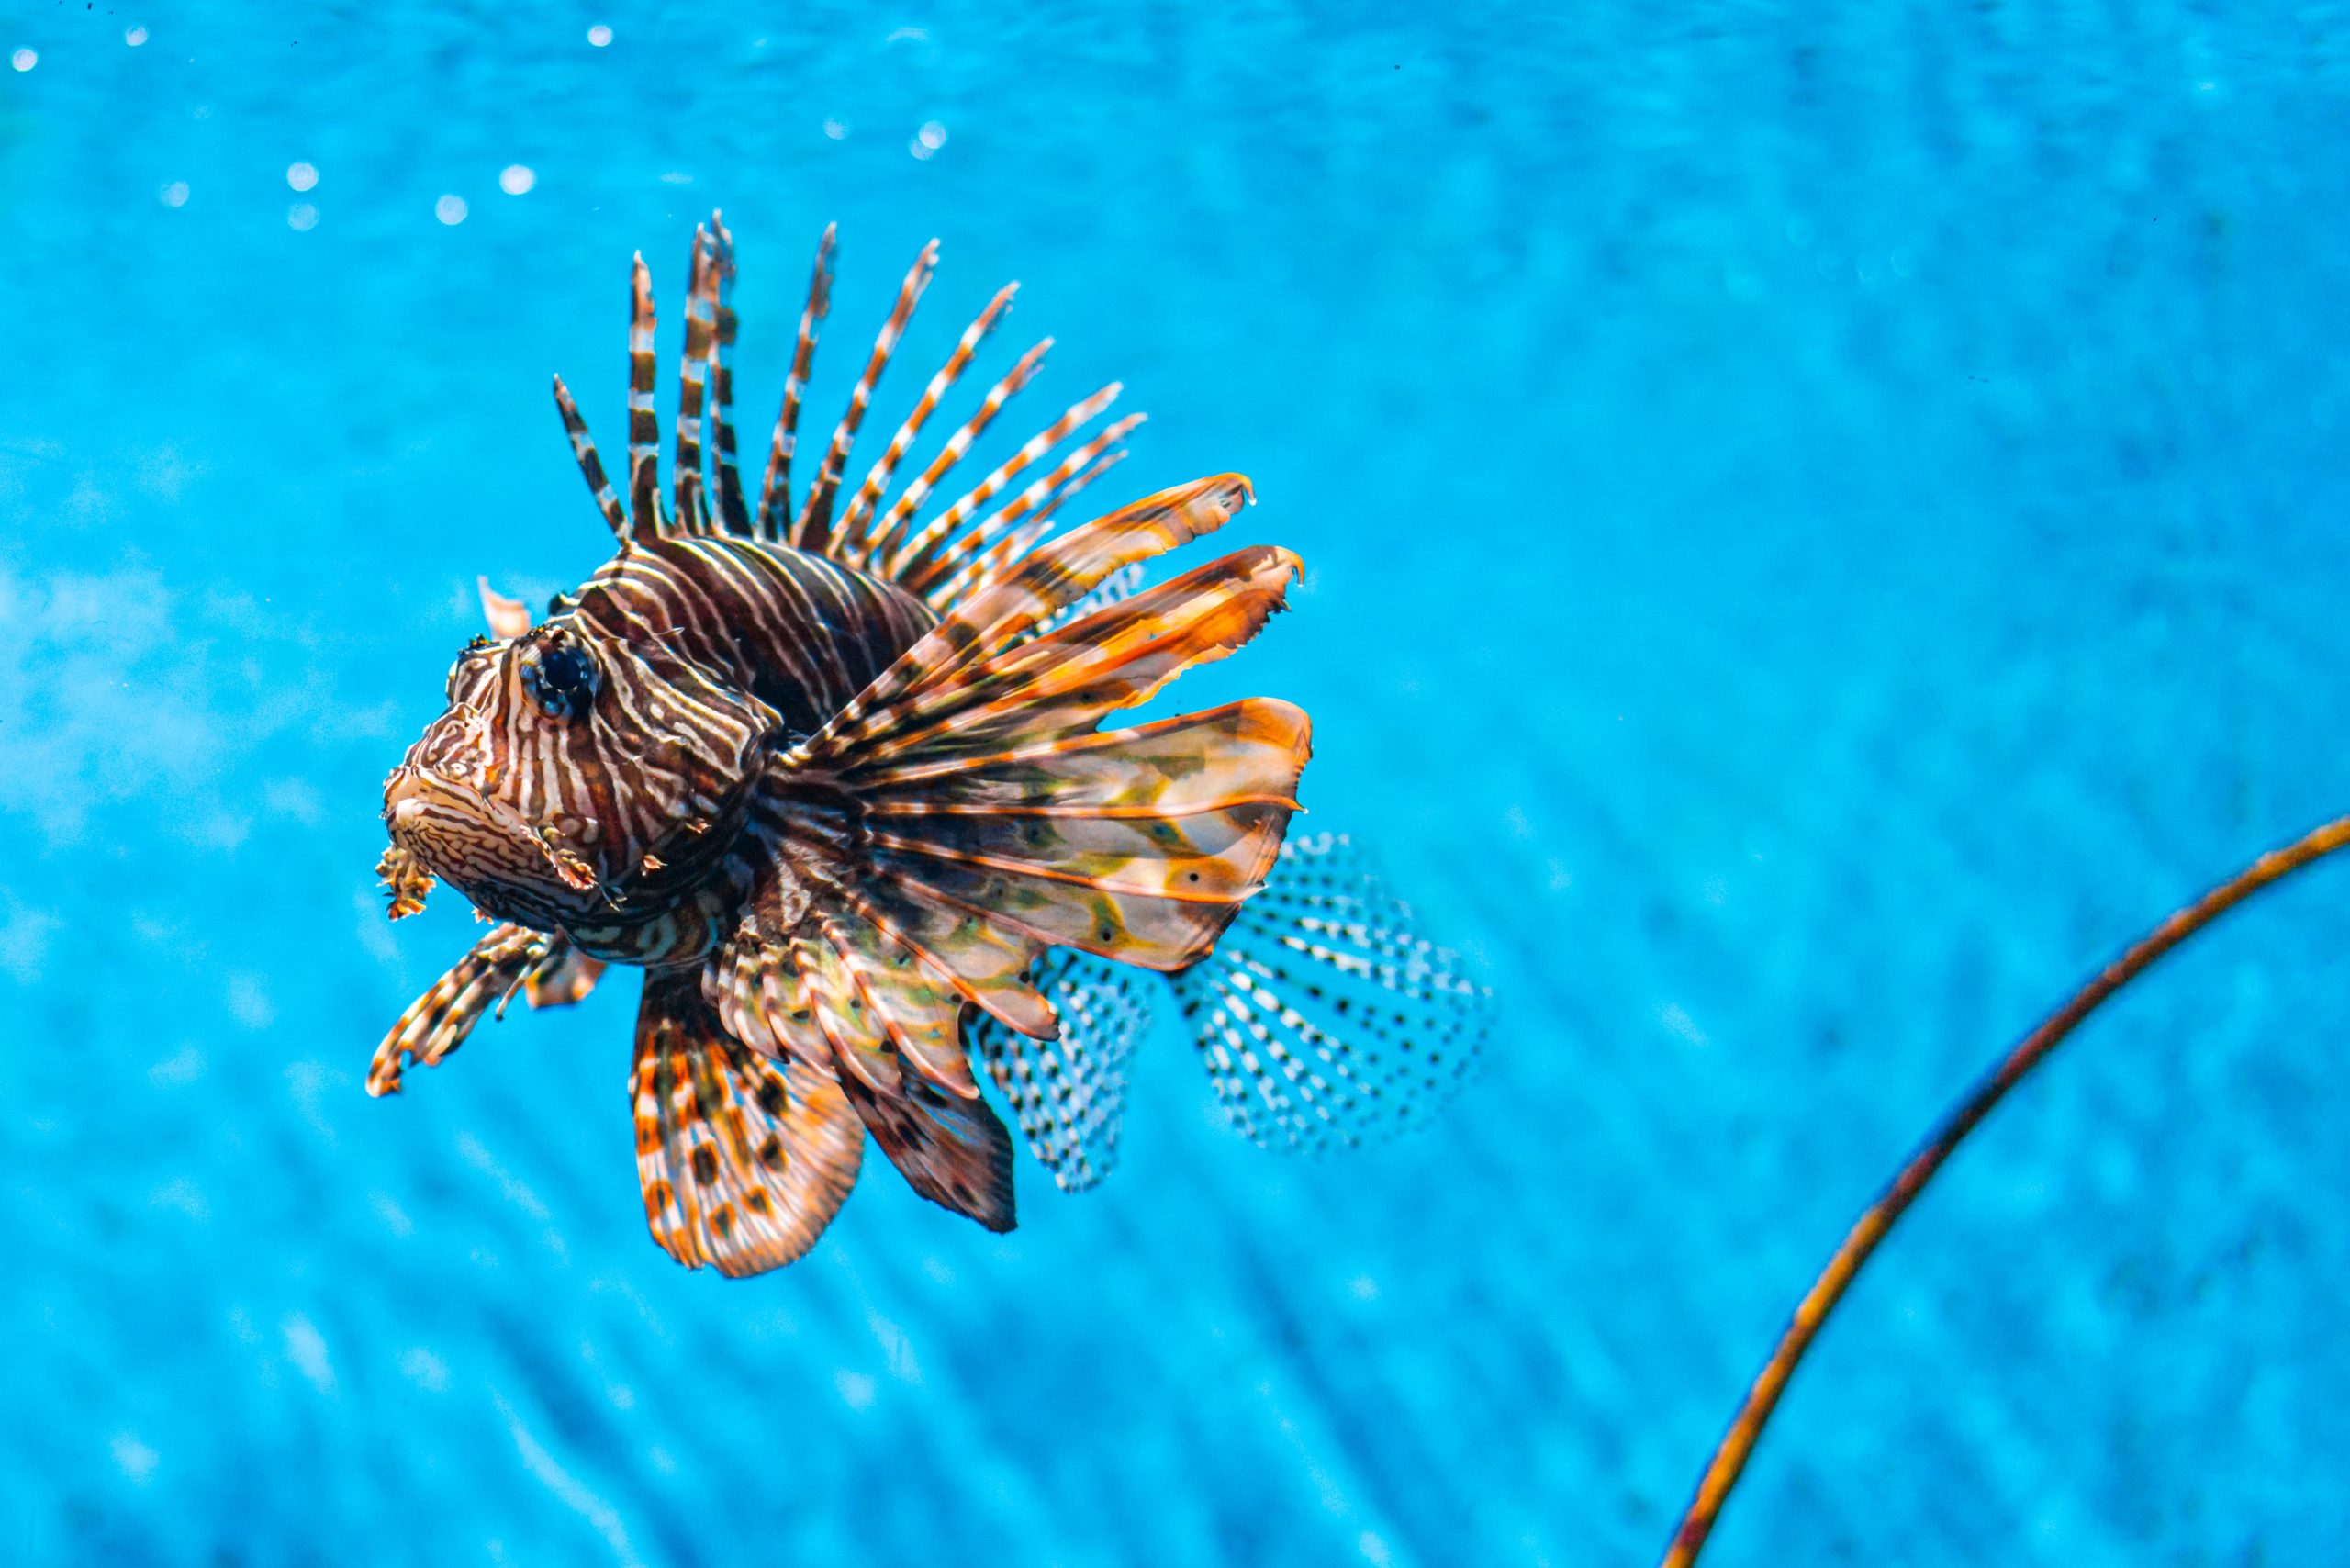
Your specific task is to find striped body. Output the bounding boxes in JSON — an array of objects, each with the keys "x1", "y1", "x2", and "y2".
[{"x1": 386, "y1": 535, "x2": 937, "y2": 969}]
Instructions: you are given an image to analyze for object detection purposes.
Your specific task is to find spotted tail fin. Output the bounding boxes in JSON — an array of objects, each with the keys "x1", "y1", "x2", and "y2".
[
  {"x1": 633, "y1": 971, "x2": 864, "y2": 1275},
  {"x1": 710, "y1": 475, "x2": 1309, "y2": 1224},
  {"x1": 966, "y1": 947, "x2": 1150, "y2": 1193},
  {"x1": 1171, "y1": 832, "x2": 1491, "y2": 1152}
]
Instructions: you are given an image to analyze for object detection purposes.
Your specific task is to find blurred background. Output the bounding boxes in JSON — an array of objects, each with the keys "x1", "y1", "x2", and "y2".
[{"x1": 7, "y1": 3, "x2": 2350, "y2": 1562}]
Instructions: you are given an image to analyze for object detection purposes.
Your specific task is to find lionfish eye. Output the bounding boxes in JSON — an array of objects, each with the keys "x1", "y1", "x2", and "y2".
[{"x1": 520, "y1": 637, "x2": 599, "y2": 717}]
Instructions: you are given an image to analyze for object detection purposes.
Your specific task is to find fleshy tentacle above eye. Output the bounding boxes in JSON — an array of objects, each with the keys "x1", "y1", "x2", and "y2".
[
  {"x1": 476, "y1": 577, "x2": 533, "y2": 641},
  {"x1": 708, "y1": 473, "x2": 1311, "y2": 1226}
]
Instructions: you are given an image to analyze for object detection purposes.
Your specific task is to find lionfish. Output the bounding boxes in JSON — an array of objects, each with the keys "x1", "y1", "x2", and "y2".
[{"x1": 373, "y1": 212, "x2": 1488, "y2": 1276}]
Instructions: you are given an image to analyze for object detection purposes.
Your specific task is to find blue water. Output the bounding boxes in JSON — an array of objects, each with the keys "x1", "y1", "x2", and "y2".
[{"x1": 9, "y1": 4, "x2": 2350, "y2": 1562}]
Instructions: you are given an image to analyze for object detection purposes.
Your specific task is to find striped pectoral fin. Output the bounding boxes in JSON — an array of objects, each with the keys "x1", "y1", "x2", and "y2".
[
  {"x1": 854, "y1": 654, "x2": 1314, "y2": 976},
  {"x1": 834, "y1": 1057, "x2": 1017, "y2": 1233},
  {"x1": 764, "y1": 469, "x2": 1309, "y2": 1046},
  {"x1": 1170, "y1": 831, "x2": 1493, "y2": 1153},
  {"x1": 368, "y1": 923, "x2": 552, "y2": 1095},
  {"x1": 864, "y1": 742, "x2": 1304, "y2": 971},
  {"x1": 967, "y1": 947, "x2": 1150, "y2": 1193},
  {"x1": 867, "y1": 544, "x2": 1305, "y2": 762},
  {"x1": 632, "y1": 971, "x2": 864, "y2": 1276},
  {"x1": 802, "y1": 917, "x2": 1017, "y2": 1227},
  {"x1": 800, "y1": 531, "x2": 1312, "y2": 982},
  {"x1": 713, "y1": 908, "x2": 1021, "y2": 1232}
]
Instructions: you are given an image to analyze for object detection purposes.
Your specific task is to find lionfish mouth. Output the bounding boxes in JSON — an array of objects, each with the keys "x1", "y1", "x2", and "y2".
[{"x1": 382, "y1": 766, "x2": 604, "y2": 913}]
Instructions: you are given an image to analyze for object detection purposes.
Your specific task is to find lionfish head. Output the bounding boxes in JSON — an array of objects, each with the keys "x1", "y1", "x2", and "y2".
[{"x1": 382, "y1": 611, "x2": 773, "y2": 930}]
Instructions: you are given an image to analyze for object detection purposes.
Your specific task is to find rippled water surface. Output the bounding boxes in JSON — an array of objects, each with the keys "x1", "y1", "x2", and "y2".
[{"x1": 8, "y1": 4, "x2": 2350, "y2": 1563}]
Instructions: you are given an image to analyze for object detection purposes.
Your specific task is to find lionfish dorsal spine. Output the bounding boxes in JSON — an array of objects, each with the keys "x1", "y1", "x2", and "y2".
[
  {"x1": 830, "y1": 279, "x2": 1019, "y2": 569},
  {"x1": 921, "y1": 415, "x2": 1143, "y2": 610},
  {"x1": 550, "y1": 373, "x2": 631, "y2": 543},
  {"x1": 887, "y1": 382, "x2": 1125, "y2": 592},
  {"x1": 671, "y1": 225, "x2": 719, "y2": 532},
  {"x1": 794, "y1": 240, "x2": 939, "y2": 554},
  {"x1": 623, "y1": 252, "x2": 667, "y2": 543},
  {"x1": 858, "y1": 335, "x2": 1052, "y2": 572},
  {"x1": 755, "y1": 222, "x2": 836, "y2": 544},
  {"x1": 704, "y1": 214, "x2": 751, "y2": 536}
]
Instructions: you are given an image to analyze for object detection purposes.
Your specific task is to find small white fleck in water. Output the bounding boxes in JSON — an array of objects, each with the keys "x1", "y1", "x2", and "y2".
[
  {"x1": 287, "y1": 203, "x2": 318, "y2": 232},
  {"x1": 822, "y1": 118, "x2": 850, "y2": 140},
  {"x1": 111, "y1": 1434, "x2": 159, "y2": 1484},
  {"x1": 587, "y1": 23, "x2": 612, "y2": 47},
  {"x1": 286, "y1": 162, "x2": 318, "y2": 192},
  {"x1": 499, "y1": 164, "x2": 535, "y2": 196},
  {"x1": 125, "y1": 25, "x2": 149, "y2": 47},
  {"x1": 283, "y1": 1314, "x2": 336, "y2": 1394},
  {"x1": 398, "y1": 1347, "x2": 449, "y2": 1393},
  {"x1": 436, "y1": 194, "x2": 468, "y2": 226},
  {"x1": 1660, "y1": 1002, "x2": 1708, "y2": 1047},
  {"x1": 10, "y1": 48, "x2": 36, "y2": 73}
]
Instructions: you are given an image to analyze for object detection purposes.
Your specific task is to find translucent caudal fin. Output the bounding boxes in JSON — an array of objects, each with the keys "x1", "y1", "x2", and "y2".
[
  {"x1": 1171, "y1": 832, "x2": 1490, "y2": 1152},
  {"x1": 967, "y1": 946, "x2": 1152, "y2": 1193}
]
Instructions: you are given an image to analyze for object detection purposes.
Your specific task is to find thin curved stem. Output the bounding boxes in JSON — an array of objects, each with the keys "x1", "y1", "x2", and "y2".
[{"x1": 1660, "y1": 811, "x2": 2350, "y2": 1568}]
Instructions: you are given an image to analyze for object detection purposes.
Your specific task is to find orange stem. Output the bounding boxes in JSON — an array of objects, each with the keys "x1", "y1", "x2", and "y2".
[{"x1": 1660, "y1": 812, "x2": 2350, "y2": 1568}]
